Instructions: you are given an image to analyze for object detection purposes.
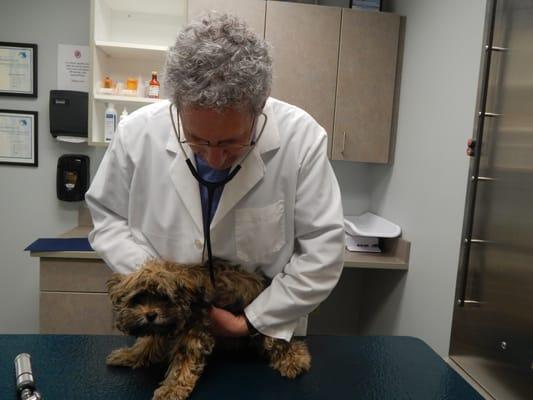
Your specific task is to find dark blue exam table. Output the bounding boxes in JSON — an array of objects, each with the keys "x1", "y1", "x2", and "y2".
[{"x1": 0, "y1": 335, "x2": 482, "y2": 399}]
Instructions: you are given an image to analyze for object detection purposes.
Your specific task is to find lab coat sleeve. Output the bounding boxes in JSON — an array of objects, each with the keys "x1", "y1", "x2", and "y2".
[
  {"x1": 244, "y1": 132, "x2": 345, "y2": 341},
  {"x1": 85, "y1": 125, "x2": 157, "y2": 274}
]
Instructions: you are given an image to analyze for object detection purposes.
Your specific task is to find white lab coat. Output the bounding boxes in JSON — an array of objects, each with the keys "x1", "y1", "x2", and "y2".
[{"x1": 86, "y1": 97, "x2": 345, "y2": 341}]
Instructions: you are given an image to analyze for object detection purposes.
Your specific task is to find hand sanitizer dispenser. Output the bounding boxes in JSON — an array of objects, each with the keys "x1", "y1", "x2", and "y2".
[{"x1": 57, "y1": 154, "x2": 90, "y2": 202}]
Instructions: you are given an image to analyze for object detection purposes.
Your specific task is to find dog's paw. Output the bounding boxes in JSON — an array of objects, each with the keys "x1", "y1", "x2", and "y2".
[
  {"x1": 106, "y1": 347, "x2": 147, "y2": 369},
  {"x1": 152, "y1": 385, "x2": 189, "y2": 400},
  {"x1": 270, "y1": 340, "x2": 311, "y2": 379}
]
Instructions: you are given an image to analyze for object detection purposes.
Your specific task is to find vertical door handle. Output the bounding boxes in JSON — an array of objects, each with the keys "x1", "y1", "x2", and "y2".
[
  {"x1": 480, "y1": 111, "x2": 502, "y2": 118},
  {"x1": 485, "y1": 45, "x2": 508, "y2": 52}
]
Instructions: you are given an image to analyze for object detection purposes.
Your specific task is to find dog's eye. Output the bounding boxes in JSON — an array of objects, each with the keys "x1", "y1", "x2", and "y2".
[
  {"x1": 153, "y1": 293, "x2": 171, "y2": 303},
  {"x1": 127, "y1": 292, "x2": 171, "y2": 305},
  {"x1": 128, "y1": 292, "x2": 148, "y2": 305}
]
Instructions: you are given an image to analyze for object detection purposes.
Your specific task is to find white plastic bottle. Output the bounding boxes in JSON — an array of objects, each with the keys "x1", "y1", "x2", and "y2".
[
  {"x1": 104, "y1": 103, "x2": 117, "y2": 143},
  {"x1": 136, "y1": 75, "x2": 144, "y2": 97},
  {"x1": 120, "y1": 107, "x2": 128, "y2": 122}
]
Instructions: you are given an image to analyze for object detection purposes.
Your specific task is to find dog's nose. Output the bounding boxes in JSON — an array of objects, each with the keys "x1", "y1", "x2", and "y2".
[{"x1": 146, "y1": 311, "x2": 157, "y2": 322}]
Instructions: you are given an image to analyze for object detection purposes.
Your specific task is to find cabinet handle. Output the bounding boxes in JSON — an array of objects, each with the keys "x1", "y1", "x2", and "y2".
[
  {"x1": 474, "y1": 176, "x2": 496, "y2": 182},
  {"x1": 341, "y1": 131, "x2": 346, "y2": 155},
  {"x1": 485, "y1": 45, "x2": 508, "y2": 52},
  {"x1": 469, "y1": 238, "x2": 490, "y2": 244},
  {"x1": 457, "y1": 299, "x2": 484, "y2": 306},
  {"x1": 479, "y1": 111, "x2": 501, "y2": 118}
]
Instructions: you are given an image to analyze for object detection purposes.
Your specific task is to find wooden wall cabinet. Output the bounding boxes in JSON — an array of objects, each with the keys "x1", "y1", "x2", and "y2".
[
  {"x1": 332, "y1": 9, "x2": 401, "y2": 163},
  {"x1": 267, "y1": 4, "x2": 401, "y2": 163},
  {"x1": 187, "y1": 0, "x2": 266, "y2": 37},
  {"x1": 188, "y1": 1, "x2": 402, "y2": 163},
  {"x1": 89, "y1": 0, "x2": 401, "y2": 156},
  {"x1": 265, "y1": 1, "x2": 341, "y2": 156}
]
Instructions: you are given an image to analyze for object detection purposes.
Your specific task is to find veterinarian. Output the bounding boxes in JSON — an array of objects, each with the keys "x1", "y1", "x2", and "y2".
[{"x1": 86, "y1": 13, "x2": 345, "y2": 342}]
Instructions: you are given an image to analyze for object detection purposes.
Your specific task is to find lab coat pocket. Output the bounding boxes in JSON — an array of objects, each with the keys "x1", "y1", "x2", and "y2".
[{"x1": 235, "y1": 200, "x2": 286, "y2": 263}]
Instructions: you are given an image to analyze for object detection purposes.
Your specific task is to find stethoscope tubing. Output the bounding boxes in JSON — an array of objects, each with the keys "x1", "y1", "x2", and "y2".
[{"x1": 169, "y1": 103, "x2": 267, "y2": 287}]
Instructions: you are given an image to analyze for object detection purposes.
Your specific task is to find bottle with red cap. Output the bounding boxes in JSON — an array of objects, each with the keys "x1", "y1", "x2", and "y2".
[{"x1": 148, "y1": 71, "x2": 160, "y2": 99}]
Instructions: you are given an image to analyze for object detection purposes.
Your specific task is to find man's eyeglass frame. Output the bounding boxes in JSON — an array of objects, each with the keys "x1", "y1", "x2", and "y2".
[{"x1": 175, "y1": 108, "x2": 268, "y2": 151}]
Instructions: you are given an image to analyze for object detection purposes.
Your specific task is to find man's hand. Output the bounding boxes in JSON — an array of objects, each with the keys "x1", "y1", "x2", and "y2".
[{"x1": 208, "y1": 306, "x2": 249, "y2": 337}]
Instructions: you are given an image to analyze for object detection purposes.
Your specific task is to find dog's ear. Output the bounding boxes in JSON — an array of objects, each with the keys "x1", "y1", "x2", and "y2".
[
  {"x1": 193, "y1": 285, "x2": 213, "y2": 304},
  {"x1": 176, "y1": 282, "x2": 213, "y2": 305},
  {"x1": 174, "y1": 266, "x2": 214, "y2": 304},
  {"x1": 106, "y1": 273, "x2": 126, "y2": 305}
]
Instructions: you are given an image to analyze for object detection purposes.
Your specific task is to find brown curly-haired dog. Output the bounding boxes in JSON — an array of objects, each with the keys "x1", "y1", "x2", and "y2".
[{"x1": 106, "y1": 258, "x2": 311, "y2": 400}]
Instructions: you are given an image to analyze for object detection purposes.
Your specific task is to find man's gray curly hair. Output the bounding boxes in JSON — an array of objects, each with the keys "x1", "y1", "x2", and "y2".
[{"x1": 163, "y1": 13, "x2": 272, "y2": 115}]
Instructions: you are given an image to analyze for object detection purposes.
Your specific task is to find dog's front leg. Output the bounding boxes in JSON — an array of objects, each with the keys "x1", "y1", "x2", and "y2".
[
  {"x1": 261, "y1": 336, "x2": 311, "y2": 379},
  {"x1": 152, "y1": 329, "x2": 215, "y2": 400},
  {"x1": 107, "y1": 336, "x2": 168, "y2": 369}
]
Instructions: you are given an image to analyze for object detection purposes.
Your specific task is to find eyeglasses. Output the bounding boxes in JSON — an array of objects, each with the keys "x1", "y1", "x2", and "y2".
[{"x1": 176, "y1": 110, "x2": 267, "y2": 151}]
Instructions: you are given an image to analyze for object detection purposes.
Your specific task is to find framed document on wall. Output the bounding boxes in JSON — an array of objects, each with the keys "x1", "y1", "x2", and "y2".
[
  {"x1": 0, "y1": 42, "x2": 38, "y2": 97},
  {"x1": 0, "y1": 110, "x2": 38, "y2": 167}
]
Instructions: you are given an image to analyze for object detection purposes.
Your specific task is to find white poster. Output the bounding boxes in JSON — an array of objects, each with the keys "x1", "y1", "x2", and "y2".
[{"x1": 57, "y1": 44, "x2": 89, "y2": 92}]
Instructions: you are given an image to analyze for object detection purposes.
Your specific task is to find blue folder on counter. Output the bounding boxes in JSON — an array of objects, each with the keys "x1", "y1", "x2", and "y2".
[{"x1": 25, "y1": 238, "x2": 93, "y2": 252}]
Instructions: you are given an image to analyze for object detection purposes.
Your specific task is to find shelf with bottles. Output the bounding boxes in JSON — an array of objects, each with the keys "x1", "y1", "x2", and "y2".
[
  {"x1": 90, "y1": 100, "x2": 138, "y2": 145},
  {"x1": 90, "y1": 44, "x2": 164, "y2": 144},
  {"x1": 92, "y1": 43, "x2": 165, "y2": 94},
  {"x1": 94, "y1": 71, "x2": 162, "y2": 102},
  {"x1": 90, "y1": 76, "x2": 160, "y2": 146},
  {"x1": 90, "y1": 0, "x2": 185, "y2": 145}
]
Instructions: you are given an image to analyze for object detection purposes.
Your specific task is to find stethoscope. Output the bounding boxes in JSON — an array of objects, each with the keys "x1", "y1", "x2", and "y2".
[{"x1": 169, "y1": 103, "x2": 268, "y2": 287}]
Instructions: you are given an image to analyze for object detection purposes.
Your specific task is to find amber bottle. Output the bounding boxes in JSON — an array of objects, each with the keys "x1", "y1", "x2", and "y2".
[{"x1": 148, "y1": 71, "x2": 160, "y2": 99}]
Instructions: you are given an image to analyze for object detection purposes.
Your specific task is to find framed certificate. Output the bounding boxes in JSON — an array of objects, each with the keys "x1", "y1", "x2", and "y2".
[
  {"x1": 0, "y1": 110, "x2": 38, "y2": 166},
  {"x1": 0, "y1": 42, "x2": 38, "y2": 97}
]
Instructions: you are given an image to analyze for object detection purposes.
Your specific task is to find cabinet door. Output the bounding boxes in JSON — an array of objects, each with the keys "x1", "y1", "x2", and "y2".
[
  {"x1": 187, "y1": 0, "x2": 266, "y2": 38},
  {"x1": 266, "y1": 2, "x2": 341, "y2": 155},
  {"x1": 332, "y1": 10, "x2": 400, "y2": 163}
]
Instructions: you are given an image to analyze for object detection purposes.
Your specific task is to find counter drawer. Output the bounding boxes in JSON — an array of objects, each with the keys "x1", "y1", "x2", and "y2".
[
  {"x1": 40, "y1": 258, "x2": 112, "y2": 293},
  {"x1": 40, "y1": 292, "x2": 122, "y2": 335}
]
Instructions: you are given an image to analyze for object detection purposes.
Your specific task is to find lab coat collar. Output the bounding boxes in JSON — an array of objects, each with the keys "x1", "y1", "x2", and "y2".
[
  {"x1": 210, "y1": 148, "x2": 264, "y2": 229},
  {"x1": 167, "y1": 141, "x2": 204, "y2": 233},
  {"x1": 165, "y1": 99, "x2": 280, "y2": 232},
  {"x1": 254, "y1": 98, "x2": 280, "y2": 155},
  {"x1": 208, "y1": 100, "x2": 281, "y2": 228}
]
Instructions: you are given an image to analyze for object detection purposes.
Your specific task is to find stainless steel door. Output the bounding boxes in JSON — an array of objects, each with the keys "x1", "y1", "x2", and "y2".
[{"x1": 450, "y1": 1, "x2": 533, "y2": 399}]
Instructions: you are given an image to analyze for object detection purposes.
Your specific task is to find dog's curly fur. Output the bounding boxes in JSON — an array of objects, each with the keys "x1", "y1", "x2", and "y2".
[{"x1": 106, "y1": 258, "x2": 311, "y2": 400}]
